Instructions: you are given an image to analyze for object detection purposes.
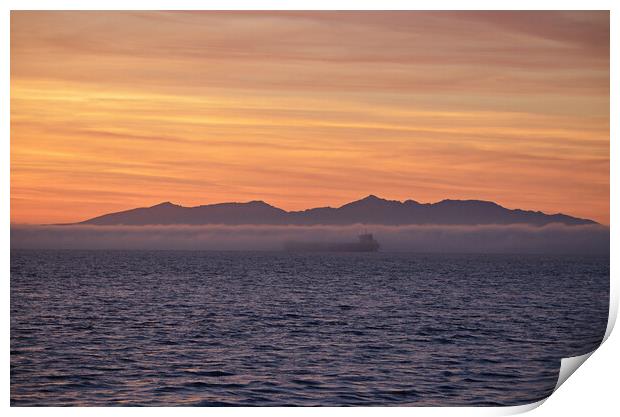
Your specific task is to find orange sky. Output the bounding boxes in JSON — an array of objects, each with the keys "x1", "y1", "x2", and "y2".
[{"x1": 10, "y1": 11, "x2": 609, "y2": 224}]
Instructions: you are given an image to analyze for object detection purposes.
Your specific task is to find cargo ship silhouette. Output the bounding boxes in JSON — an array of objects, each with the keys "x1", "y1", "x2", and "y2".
[{"x1": 284, "y1": 233, "x2": 380, "y2": 252}]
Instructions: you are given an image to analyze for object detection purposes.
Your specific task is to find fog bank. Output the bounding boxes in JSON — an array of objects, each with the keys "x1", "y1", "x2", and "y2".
[{"x1": 10, "y1": 223, "x2": 609, "y2": 254}]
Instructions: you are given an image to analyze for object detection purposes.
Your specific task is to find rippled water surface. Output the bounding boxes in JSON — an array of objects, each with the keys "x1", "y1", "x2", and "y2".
[{"x1": 11, "y1": 250, "x2": 608, "y2": 406}]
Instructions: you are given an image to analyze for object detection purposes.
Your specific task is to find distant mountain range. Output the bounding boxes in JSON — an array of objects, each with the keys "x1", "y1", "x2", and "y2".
[{"x1": 75, "y1": 195, "x2": 596, "y2": 226}]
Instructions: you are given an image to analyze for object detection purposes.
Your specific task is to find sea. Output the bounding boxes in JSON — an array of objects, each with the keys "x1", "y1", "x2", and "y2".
[{"x1": 10, "y1": 250, "x2": 609, "y2": 406}]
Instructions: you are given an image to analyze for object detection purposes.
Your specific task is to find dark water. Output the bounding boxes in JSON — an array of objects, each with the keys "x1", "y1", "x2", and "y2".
[{"x1": 11, "y1": 250, "x2": 608, "y2": 406}]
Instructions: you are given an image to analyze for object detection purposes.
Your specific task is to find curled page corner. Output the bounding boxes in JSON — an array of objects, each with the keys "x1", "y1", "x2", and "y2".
[
  {"x1": 551, "y1": 292, "x2": 618, "y2": 392},
  {"x1": 554, "y1": 351, "x2": 595, "y2": 392},
  {"x1": 548, "y1": 287, "x2": 618, "y2": 397},
  {"x1": 495, "y1": 336, "x2": 610, "y2": 415},
  {"x1": 492, "y1": 351, "x2": 596, "y2": 416},
  {"x1": 493, "y1": 398, "x2": 547, "y2": 416}
]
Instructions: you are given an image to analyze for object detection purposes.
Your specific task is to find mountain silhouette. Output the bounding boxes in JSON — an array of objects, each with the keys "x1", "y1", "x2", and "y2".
[{"x1": 76, "y1": 195, "x2": 596, "y2": 226}]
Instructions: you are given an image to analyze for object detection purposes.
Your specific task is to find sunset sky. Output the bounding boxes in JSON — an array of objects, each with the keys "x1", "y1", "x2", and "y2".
[{"x1": 10, "y1": 11, "x2": 609, "y2": 224}]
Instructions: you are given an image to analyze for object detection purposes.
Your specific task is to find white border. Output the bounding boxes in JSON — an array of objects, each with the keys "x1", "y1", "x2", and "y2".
[{"x1": 3, "y1": 1, "x2": 616, "y2": 416}]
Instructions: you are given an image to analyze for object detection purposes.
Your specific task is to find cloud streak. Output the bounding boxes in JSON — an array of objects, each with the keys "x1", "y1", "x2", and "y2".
[{"x1": 10, "y1": 11, "x2": 609, "y2": 224}]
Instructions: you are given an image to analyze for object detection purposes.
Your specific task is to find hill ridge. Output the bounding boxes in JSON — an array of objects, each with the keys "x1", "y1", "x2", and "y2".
[{"x1": 76, "y1": 195, "x2": 596, "y2": 227}]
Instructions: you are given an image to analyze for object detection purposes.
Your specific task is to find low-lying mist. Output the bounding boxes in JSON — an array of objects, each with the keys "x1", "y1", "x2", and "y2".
[{"x1": 10, "y1": 223, "x2": 609, "y2": 254}]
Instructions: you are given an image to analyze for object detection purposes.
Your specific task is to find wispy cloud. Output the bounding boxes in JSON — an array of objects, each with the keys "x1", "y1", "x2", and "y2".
[{"x1": 10, "y1": 11, "x2": 609, "y2": 224}]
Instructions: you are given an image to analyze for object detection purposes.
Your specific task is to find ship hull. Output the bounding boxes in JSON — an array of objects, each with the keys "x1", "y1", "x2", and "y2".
[{"x1": 284, "y1": 241, "x2": 379, "y2": 252}]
